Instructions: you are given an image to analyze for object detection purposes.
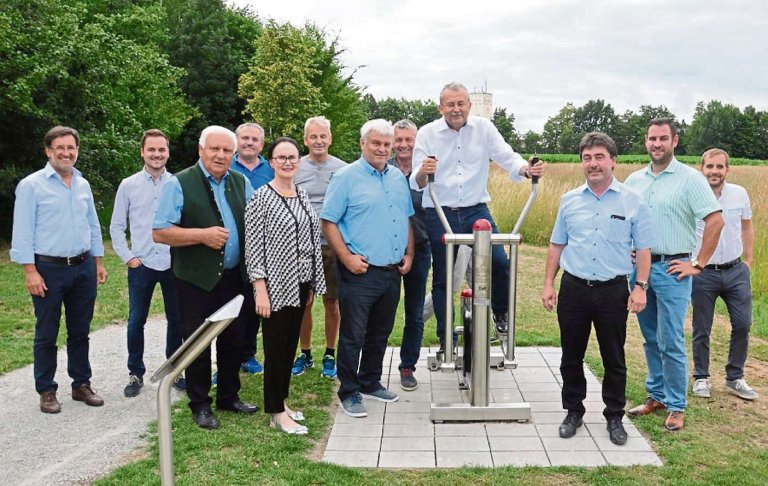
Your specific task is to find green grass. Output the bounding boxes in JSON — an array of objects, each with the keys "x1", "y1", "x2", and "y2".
[
  {"x1": 3, "y1": 242, "x2": 767, "y2": 484},
  {"x1": 525, "y1": 154, "x2": 768, "y2": 166}
]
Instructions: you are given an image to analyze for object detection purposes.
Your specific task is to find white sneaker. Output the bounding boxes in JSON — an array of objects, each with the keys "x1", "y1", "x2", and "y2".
[
  {"x1": 725, "y1": 378, "x2": 759, "y2": 401},
  {"x1": 692, "y1": 378, "x2": 711, "y2": 398}
]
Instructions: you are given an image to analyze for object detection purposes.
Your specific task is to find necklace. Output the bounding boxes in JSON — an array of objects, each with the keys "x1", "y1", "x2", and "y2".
[{"x1": 271, "y1": 182, "x2": 295, "y2": 197}]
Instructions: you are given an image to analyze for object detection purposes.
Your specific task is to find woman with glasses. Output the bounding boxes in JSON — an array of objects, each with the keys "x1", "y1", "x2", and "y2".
[{"x1": 244, "y1": 137, "x2": 326, "y2": 435}]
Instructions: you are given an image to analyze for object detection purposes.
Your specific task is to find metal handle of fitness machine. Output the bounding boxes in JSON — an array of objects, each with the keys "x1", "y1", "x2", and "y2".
[{"x1": 427, "y1": 158, "x2": 539, "y2": 371}]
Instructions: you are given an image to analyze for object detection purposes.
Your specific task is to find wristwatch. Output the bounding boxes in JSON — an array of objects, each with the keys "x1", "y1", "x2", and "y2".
[
  {"x1": 635, "y1": 280, "x2": 649, "y2": 291},
  {"x1": 691, "y1": 259, "x2": 704, "y2": 271}
]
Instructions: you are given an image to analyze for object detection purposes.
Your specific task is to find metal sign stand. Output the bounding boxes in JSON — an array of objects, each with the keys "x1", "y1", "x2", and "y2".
[{"x1": 150, "y1": 294, "x2": 244, "y2": 485}]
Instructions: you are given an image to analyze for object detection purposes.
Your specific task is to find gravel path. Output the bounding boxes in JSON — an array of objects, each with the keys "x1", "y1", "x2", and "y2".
[{"x1": 0, "y1": 317, "x2": 182, "y2": 485}]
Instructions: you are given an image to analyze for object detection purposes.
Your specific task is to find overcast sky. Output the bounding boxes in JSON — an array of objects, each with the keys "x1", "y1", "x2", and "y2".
[{"x1": 233, "y1": 0, "x2": 768, "y2": 133}]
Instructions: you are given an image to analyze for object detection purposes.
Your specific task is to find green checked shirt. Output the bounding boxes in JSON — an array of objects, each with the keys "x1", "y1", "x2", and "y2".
[{"x1": 624, "y1": 158, "x2": 721, "y2": 255}]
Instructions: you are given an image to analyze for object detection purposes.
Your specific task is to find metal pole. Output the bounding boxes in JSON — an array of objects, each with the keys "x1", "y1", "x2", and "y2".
[
  {"x1": 151, "y1": 295, "x2": 244, "y2": 486},
  {"x1": 443, "y1": 241, "x2": 455, "y2": 367},
  {"x1": 470, "y1": 220, "x2": 492, "y2": 406}
]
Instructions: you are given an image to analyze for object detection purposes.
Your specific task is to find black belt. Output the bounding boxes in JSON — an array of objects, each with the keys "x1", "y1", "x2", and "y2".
[
  {"x1": 651, "y1": 253, "x2": 690, "y2": 263},
  {"x1": 564, "y1": 272, "x2": 627, "y2": 288},
  {"x1": 369, "y1": 262, "x2": 401, "y2": 271},
  {"x1": 706, "y1": 258, "x2": 741, "y2": 270},
  {"x1": 35, "y1": 251, "x2": 91, "y2": 266}
]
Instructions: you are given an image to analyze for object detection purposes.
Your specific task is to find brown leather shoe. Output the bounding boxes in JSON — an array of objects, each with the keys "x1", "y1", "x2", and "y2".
[
  {"x1": 40, "y1": 390, "x2": 61, "y2": 414},
  {"x1": 627, "y1": 397, "x2": 666, "y2": 416},
  {"x1": 72, "y1": 384, "x2": 104, "y2": 407},
  {"x1": 665, "y1": 411, "x2": 685, "y2": 431}
]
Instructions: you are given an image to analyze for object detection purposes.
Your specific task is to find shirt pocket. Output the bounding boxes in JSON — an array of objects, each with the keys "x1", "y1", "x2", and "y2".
[{"x1": 607, "y1": 218, "x2": 631, "y2": 243}]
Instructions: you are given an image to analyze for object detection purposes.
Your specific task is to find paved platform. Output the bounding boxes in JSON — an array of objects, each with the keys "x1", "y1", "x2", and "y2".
[{"x1": 323, "y1": 346, "x2": 662, "y2": 468}]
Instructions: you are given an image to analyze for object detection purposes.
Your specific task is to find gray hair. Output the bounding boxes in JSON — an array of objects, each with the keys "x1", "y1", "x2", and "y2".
[
  {"x1": 235, "y1": 122, "x2": 265, "y2": 138},
  {"x1": 360, "y1": 119, "x2": 394, "y2": 141},
  {"x1": 439, "y1": 82, "x2": 469, "y2": 103},
  {"x1": 393, "y1": 119, "x2": 417, "y2": 132},
  {"x1": 199, "y1": 125, "x2": 237, "y2": 149},
  {"x1": 304, "y1": 116, "x2": 331, "y2": 136}
]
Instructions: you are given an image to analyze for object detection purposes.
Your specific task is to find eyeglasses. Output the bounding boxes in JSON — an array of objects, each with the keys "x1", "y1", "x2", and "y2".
[
  {"x1": 50, "y1": 145, "x2": 78, "y2": 152},
  {"x1": 273, "y1": 155, "x2": 299, "y2": 165},
  {"x1": 441, "y1": 102, "x2": 468, "y2": 110}
]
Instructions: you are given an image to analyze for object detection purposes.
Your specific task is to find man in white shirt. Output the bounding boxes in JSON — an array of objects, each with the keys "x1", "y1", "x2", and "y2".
[
  {"x1": 411, "y1": 82, "x2": 545, "y2": 348},
  {"x1": 110, "y1": 129, "x2": 184, "y2": 397},
  {"x1": 690, "y1": 148, "x2": 757, "y2": 400}
]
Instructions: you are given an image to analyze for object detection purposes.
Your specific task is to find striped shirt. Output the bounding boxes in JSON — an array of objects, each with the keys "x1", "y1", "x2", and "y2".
[{"x1": 624, "y1": 158, "x2": 721, "y2": 255}]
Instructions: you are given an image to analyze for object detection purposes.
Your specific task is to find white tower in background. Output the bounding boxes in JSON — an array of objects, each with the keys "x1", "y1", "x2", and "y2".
[{"x1": 469, "y1": 81, "x2": 493, "y2": 119}]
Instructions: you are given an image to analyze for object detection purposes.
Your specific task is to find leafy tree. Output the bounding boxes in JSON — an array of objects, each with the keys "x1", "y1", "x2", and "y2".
[
  {"x1": 541, "y1": 103, "x2": 578, "y2": 153},
  {"x1": 240, "y1": 20, "x2": 366, "y2": 162},
  {"x1": 363, "y1": 95, "x2": 439, "y2": 129},
  {"x1": 491, "y1": 108, "x2": 521, "y2": 147},
  {"x1": 573, "y1": 99, "x2": 618, "y2": 136},
  {"x1": 0, "y1": 0, "x2": 193, "y2": 238},
  {"x1": 163, "y1": 0, "x2": 262, "y2": 169},
  {"x1": 521, "y1": 130, "x2": 543, "y2": 154},
  {"x1": 686, "y1": 100, "x2": 744, "y2": 156}
]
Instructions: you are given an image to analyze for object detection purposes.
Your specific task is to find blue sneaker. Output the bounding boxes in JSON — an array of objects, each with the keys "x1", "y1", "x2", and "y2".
[
  {"x1": 340, "y1": 392, "x2": 367, "y2": 418},
  {"x1": 321, "y1": 355, "x2": 337, "y2": 380},
  {"x1": 211, "y1": 371, "x2": 218, "y2": 387},
  {"x1": 241, "y1": 357, "x2": 264, "y2": 374},
  {"x1": 291, "y1": 353, "x2": 314, "y2": 376},
  {"x1": 361, "y1": 387, "x2": 399, "y2": 403}
]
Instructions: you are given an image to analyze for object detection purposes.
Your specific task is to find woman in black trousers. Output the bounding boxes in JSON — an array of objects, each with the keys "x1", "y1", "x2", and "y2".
[{"x1": 244, "y1": 137, "x2": 326, "y2": 435}]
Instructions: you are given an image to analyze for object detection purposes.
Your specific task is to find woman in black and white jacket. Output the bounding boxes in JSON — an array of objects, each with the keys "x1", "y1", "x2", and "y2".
[{"x1": 244, "y1": 137, "x2": 326, "y2": 435}]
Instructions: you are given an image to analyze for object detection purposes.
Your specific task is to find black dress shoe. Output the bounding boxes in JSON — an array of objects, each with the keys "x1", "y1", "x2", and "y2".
[
  {"x1": 217, "y1": 399, "x2": 259, "y2": 414},
  {"x1": 493, "y1": 312, "x2": 509, "y2": 334},
  {"x1": 192, "y1": 409, "x2": 220, "y2": 429},
  {"x1": 607, "y1": 417, "x2": 628, "y2": 445},
  {"x1": 559, "y1": 411, "x2": 583, "y2": 438}
]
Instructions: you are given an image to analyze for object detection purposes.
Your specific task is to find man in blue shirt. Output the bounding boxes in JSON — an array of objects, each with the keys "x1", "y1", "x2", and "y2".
[
  {"x1": 153, "y1": 125, "x2": 258, "y2": 430},
  {"x1": 11, "y1": 126, "x2": 109, "y2": 414},
  {"x1": 231, "y1": 122, "x2": 274, "y2": 376},
  {"x1": 110, "y1": 129, "x2": 184, "y2": 397},
  {"x1": 542, "y1": 132, "x2": 654, "y2": 445},
  {"x1": 321, "y1": 119, "x2": 415, "y2": 418}
]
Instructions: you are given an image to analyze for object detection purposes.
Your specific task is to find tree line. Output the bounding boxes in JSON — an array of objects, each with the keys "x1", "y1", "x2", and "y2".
[{"x1": 2, "y1": 0, "x2": 765, "y2": 239}]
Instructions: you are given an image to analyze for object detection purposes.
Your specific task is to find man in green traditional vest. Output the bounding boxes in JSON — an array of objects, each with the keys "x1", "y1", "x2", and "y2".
[{"x1": 153, "y1": 125, "x2": 258, "y2": 430}]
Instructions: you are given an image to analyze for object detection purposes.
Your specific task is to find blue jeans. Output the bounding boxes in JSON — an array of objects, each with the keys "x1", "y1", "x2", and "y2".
[
  {"x1": 426, "y1": 204, "x2": 510, "y2": 345},
  {"x1": 635, "y1": 260, "x2": 692, "y2": 411},
  {"x1": 32, "y1": 257, "x2": 96, "y2": 393},
  {"x1": 336, "y1": 264, "x2": 401, "y2": 401},
  {"x1": 127, "y1": 265, "x2": 182, "y2": 377},
  {"x1": 399, "y1": 241, "x2": 431, "y2": 371}
]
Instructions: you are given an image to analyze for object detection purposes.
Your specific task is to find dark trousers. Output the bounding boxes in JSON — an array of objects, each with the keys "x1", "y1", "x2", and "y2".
[
  {"x1": 399, "y1": 241, "x2": 431, "y2": 370},
  {"x1": 557, "y1": 272, "x2": 629, "y2": 419},
  {"x1": 426, "y1": 204, "x2": 510, "y2": 345},
  {"x1": 241, "y1": 283, "x2": 261, "y2": 361},
  {"x1": 692, "y1": 262, "x2": 752, "y2": 381},
  {"x1": 32, "y1": 258, "x2": 96, "y2": 393},
  {"x1": 126, "y1": 265, "x2": 182, "y2": 377},
  {"x1": 175, "y1": 269, "x2": 245, "y2": 413},
  {"x1": 337, "y1": 264, "x2": 401, "y2": 401},
  {"x1": 262, "y1": 282, "x2": 311, "y2": 413}
]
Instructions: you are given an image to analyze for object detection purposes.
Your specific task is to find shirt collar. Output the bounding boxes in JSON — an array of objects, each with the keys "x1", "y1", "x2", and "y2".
[
  {"x1": 43, "y1": 162, "x2": 81, "y2": 180},
  {"x1": 233, "y1": 153, "x2": 268, "y2": 170},
  {"x1": 436, "y1": 115, "x2": 477, "y2": 133},
  {"x1": 198, "y1": 159, "x2": 229, "y2": 183},
  {"x1": 644, "y1": 156, "x2": 680, "y2": 176},
  {"x1": 579, "y1": 176, "x2": 622, "y2": 197},
  {"x1": 359, "y1": 157, "x2": 389, "y2": 175},
  {"x1": 141, "y1": 167, "x2": 169, "y2": 181}
]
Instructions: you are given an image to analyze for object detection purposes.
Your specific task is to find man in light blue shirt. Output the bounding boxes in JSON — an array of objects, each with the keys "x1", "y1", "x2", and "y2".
[
  {"x1": 11, "y1": 126, "x2": 108, "y2": 413},
  {"x1": 542, "y1": 132, "x2": 653, "y2": 446},
  {"x1": 624, "y1": 118, "x2": 723, "y2": 432},
  {"x1": 321, "y1": 119, "x2": 415, "y2": 418},
  {"x1": 110, "y1": 129, "x2": 184, "y2": 398},
  {"x1": 231, "y1": 122, "x2": 273, "y2": 376},
  {"x1": 410, "y1": 82, "x2": 545, "y2": 345}
]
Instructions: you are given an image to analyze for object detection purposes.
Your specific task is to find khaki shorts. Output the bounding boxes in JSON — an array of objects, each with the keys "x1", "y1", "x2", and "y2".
[{"x1": 322, "y1": 244, "x2": 338, "y2": 299}]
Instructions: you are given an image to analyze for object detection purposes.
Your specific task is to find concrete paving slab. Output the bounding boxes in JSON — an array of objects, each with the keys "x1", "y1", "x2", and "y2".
[
  {"x1": 436, "y1": 435, "x2": 490, "y2": 452},
  {"x1": 322, "y1": 450, "x2": 379, "y2": 467},
  {"x1": 437, "y1": 451, "x2": 493, "y2": 467},
  {"x1": 379, "y1": 451, "x2": 436, "y2": 468},
  {"x1": 548, "y1": 451, "x2": 607, "y2": 467},
  {"x1": 603, "y1": 451, "x2": 663, "y2": 466},
  {"x1": 541, "y1": 436, "x2": 598, "y2": 451},
  {"x1": 488, "y1": 436, "x2": 545, "y2": 451},
  {"x1": 380, "y1": 436, "x2": 435, "y2": 451},
  {"x1": 383, "y1": 423, "x2": 435, "y2": 437},
  {"x1": 492, "y1": 451, "x2": 550, "y2": 467}
]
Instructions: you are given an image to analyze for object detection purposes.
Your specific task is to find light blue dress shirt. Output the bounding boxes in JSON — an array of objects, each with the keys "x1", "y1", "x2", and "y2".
[
  {"x1": 231, "y1": 153, "x2": 274, "y2": 190},
  {"x1": 153, "y1": 161, "x2": 254, "y2": 269},
  {"x1": 321, "y1": 158, "x2": 414, "y2": 266},
  {"x1": 110, "y1": 168, "x2": 173, "y2": 271},
  {"x1": 551, "y1": 177, "x2": 656, "y2": 281},
  {"x1": 11, "y1": 163, "x2": 104, "y2": 264}
]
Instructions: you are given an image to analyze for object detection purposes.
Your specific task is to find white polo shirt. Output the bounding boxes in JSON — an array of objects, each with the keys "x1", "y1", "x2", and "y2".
[{"x1": 693, "y1": 182, "x2": 751, "y2": 264}]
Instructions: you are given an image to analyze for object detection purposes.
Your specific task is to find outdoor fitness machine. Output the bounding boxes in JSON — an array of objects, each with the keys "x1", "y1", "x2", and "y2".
[
  {"x1": 428, "y1": 160, "x2": 539, "y2": 422},
  {"x1": 151, "y1": 295, "x2": 244, "y2": 486}
]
